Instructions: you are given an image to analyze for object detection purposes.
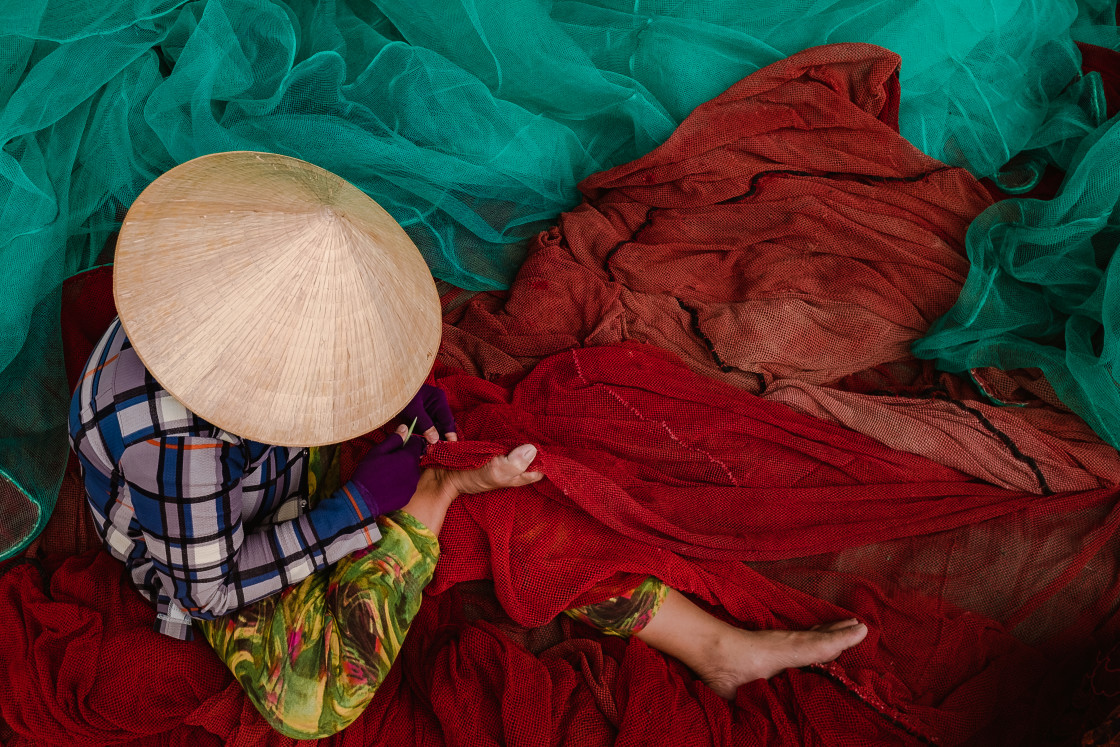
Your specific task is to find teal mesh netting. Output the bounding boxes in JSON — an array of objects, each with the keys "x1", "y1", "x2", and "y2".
[
  {"x1": 912, "y1": 112, "x2": 1120, "y2": 452},
  {"x1": 1, "y1": 0, "x2": 1118, "y2": 558}
]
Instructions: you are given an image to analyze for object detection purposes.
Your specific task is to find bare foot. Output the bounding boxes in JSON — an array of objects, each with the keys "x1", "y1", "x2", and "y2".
[
  {"x1": 439, "y1": 444, "x2": 544, "y2": 495},
  {"x1": 693, "y1": 619, "x2": 868, "y2": 699}
]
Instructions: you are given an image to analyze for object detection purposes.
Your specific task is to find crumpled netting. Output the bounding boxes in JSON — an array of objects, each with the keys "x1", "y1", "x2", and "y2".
[
  {"x1": 5, "y1": 334, "x2": 1119, "y2": 745},
  {"x1": 1075, "y1": 0, "x2": 1120, "y2": 49},
  {"x1": 0, "y1": 0, "x2": 1114, "y2": 551},
  {"x1": 912, "y1": 113, "x2": 1120, "y2": 451}
]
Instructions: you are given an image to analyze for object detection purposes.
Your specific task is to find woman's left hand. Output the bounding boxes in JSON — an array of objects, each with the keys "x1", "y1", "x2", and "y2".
[
  {"x1": 402, "y1": 444, "x2": 543, "y2": 533},
  {"x1": 398, "y1": 384, "x2": 458, "y2": 444},
  {"x1": 350, "y1": 424, "x2": 428, "y2": 516}
]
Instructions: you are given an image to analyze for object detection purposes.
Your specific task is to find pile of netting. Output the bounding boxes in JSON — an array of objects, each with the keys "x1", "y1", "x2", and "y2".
[
  {"x1": 2, "y1": 0, "x2": 1120, "y2": 560},
  {"x1": 3, "y1": 2, "x2": 1120, "y2": 746}
]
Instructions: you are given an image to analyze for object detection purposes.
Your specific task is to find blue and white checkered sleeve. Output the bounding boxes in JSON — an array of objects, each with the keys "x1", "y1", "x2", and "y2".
[{"x1": 120, "y1": 436, "x2": 380, "y2": 622}]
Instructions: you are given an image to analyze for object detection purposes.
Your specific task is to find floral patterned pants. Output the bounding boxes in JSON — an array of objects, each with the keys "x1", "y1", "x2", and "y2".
[{"x1": 198, "y1": 447, "x2": 667, "y2": 739}]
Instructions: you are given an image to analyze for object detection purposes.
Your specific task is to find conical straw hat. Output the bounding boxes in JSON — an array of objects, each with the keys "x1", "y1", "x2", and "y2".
[{"x1": 114, "y1": 151, "x2": 442, "y2": 447}]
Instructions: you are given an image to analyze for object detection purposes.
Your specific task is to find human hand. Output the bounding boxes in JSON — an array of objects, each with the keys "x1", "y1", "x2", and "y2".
[
  {"x1": 399, "y1": 444, "x2": 544, "y2": 535},
  {"x1": 435, "y1": 444, "x2": 544, "y2": 496},
  {"x1": 350, "y1": 424, "x2": 427, "y2": 516},
  {"x1": 398, "y1": 384, "x2": 457, "y2": 444}
]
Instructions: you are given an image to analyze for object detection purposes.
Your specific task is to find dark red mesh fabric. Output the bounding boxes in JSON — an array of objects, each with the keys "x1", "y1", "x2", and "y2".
[
  {"x1": 410, "y1": 347, "x2": 1120, "y2": 744},
  {"x1": 423, "y1": 345, "x2": 1102, "y2": 585},
  {"x1": 0, "y1": 552, "x2": 237, "y2": 744},
  {"x1": 59, "y1": 265, "x2": 118, "y2": 395},
  {"x1": 447, "y1": 45, "x2": 991, "y2": 391},
  {"x1": 6, "y1": 343, "x2": 1117, "y2": 744},
  {"x1": 19, "y1": 266, "x2": 122, "y2": 561},
  {"x1": 443, "y1": 45, "x2": 1119, "y2": 495},
  {"x1": 5, "y1": 43, "x2": 1120, "y2": 747}
]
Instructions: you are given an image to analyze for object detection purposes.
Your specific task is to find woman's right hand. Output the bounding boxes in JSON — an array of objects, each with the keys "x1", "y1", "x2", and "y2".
[
  {"x1": 400, "y1": 445, "x2": 543, "y2": 534},
  {"x1": 435, "y1": 444, "x2": 543, "y2": 496}
]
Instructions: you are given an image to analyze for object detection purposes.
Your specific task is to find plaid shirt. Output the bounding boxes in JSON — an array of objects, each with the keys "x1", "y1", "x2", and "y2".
[{"x1": 69, "y1": 318, "x2": 382, "y2": 640}]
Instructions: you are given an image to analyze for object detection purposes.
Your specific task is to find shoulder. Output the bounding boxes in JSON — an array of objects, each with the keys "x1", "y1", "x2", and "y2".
[
  {"x1": 77, "y1": 318, "x2": 236, "y2": 453},
  {"x1": 120, "y1": 434, "x2": 251, "y2": 498}
]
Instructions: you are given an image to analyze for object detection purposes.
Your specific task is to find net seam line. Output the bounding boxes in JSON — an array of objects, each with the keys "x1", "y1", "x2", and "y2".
[
  {"x1": 568, "y1": 348, "x2": 740, "y2": 487},
  {"x1": 599, "y1": 164, "x2": 959, "y2": 283},
  {"x1": 596, "y1": 166, "x2": 960, "y2": 383},
  {"x1": 598, "y1": 207, "x2": 753, "y2": 380},
  {"x1": 806, "y1": 665, "x2": 938, "y2": 744},
  {"x1": 717, "y1": 166, "x2": 958, "y2": 205},
  {"x1": 938, "y1": 396, "x2": 1053, "y2": 495},
  {"x1": 674, "y1": 297, "x2": 740, "y2": 374}
]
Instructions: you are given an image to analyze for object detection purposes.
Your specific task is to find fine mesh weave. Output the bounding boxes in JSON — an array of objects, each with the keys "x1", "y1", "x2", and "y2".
[
  {"x1": 418, "y1": 345, "x2": 1120, "y2": 745},
  {"x1": 5, "y1": 337, "x2": 1118, "y2": 744},
  {"x1": 0, "y1": 0, "x2": 1116, "y2": 558},
  {"x1": 912, "y1": 106, "x2": 1120, "y2": 451}
]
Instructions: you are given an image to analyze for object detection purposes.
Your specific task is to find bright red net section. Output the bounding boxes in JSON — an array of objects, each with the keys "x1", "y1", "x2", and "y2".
[
  {"x1": 419, "y1": 343, "x2": 1120, "y2": 744},
  {"x1": 4, "y1": 343, "x2": 1118, "y2": 746}
]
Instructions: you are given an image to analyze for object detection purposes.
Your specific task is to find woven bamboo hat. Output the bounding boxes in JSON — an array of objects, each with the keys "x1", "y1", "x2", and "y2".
[{"x1": 113, "y1": 151, "x2": 442, "y2": 447}]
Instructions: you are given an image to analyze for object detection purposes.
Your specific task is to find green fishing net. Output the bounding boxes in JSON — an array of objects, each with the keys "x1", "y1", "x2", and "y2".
[
  {"x1": 912, "y1": 113, "x2": 1120, "y2": 451},
  {"x1": 1, "y1": 0, "x2": 1118, "y2": 559}
]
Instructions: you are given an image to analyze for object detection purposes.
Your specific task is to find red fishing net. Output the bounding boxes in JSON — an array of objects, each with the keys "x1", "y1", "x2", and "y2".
[
  {"x1": 443, "y1": 44, "x2": 1120, "y2": 496},
  {"x1": 3, "y1": 43, "x2": 1120, "y2": 747}
]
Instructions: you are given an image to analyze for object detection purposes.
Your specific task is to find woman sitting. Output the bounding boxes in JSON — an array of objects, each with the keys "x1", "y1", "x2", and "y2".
[{"x1": 69, "y1": 152, "x2": 867, "y2": 738}]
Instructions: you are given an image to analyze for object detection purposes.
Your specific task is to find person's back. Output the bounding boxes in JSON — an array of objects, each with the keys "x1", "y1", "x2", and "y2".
[{"x1": 70, "y1": 316, "x2": 384, "y2": 640}]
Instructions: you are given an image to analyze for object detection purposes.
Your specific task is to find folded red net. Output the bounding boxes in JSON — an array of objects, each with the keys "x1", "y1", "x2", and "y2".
[
  {"x1": 444, "y1": 43, "x2": 1120, "y2": 496},
  {"x1": 5, "y1": 340, "x2": 1117, "y2": 745},
  {"x1": 418, "y1": 342, "x2": 1120, "y2": 744}
]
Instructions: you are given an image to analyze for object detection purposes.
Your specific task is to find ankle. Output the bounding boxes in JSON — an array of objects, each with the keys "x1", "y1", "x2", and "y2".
[
  {"x1": 647, "y1": 618, "x2": 740, "y2": 675},
  {"x1": 702, "y1": 623, "x2": 748, "y2": 668}
]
